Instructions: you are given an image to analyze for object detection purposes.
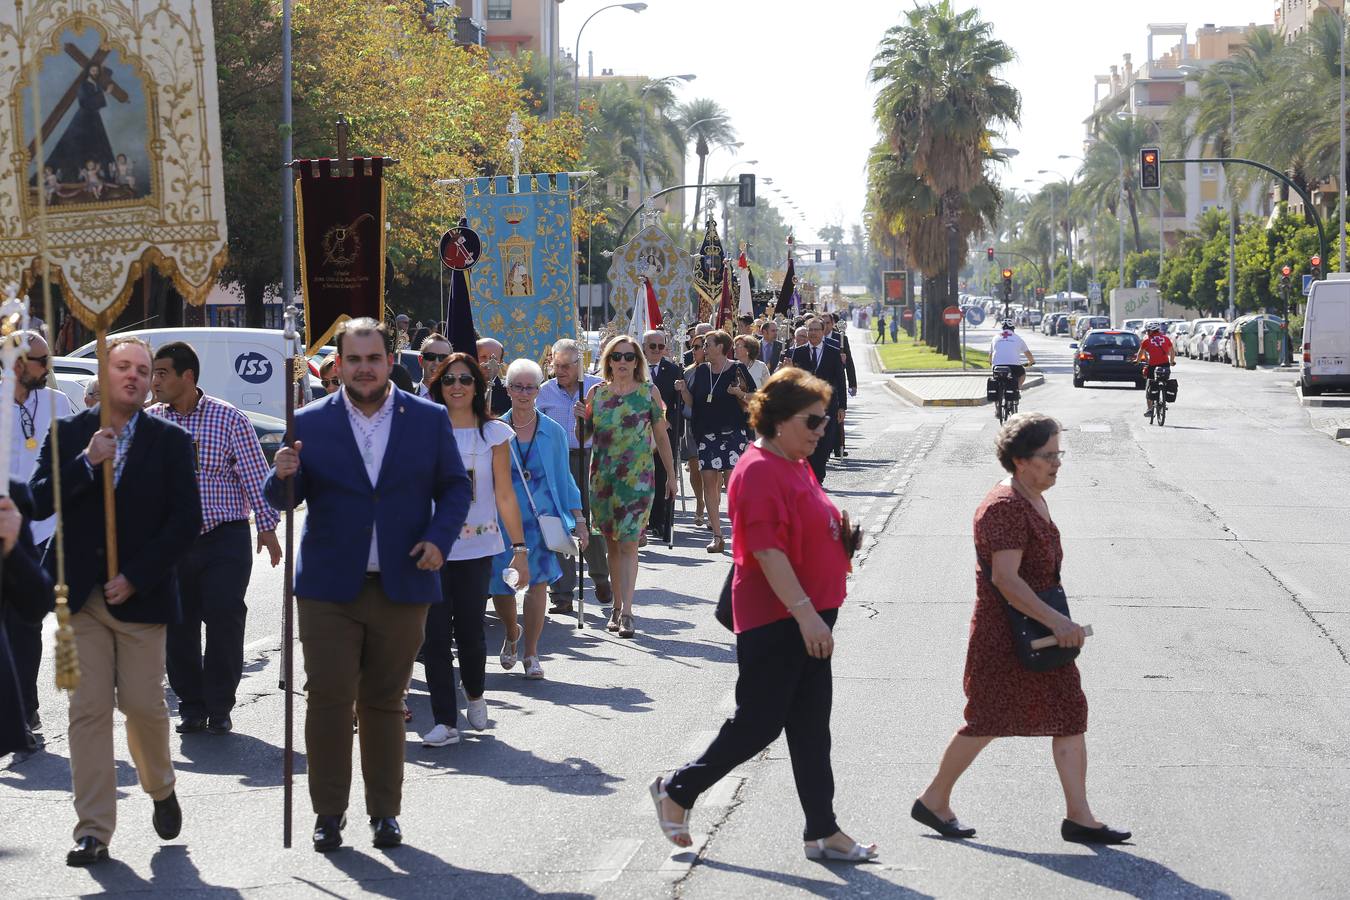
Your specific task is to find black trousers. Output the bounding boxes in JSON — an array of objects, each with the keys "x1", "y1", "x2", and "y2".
[
  {"x1": 422, "y1": 555, "x2": 491, "y2": 727},
  {"x1": 166, "y1": 521, "x2": 253, "y2": 720},
  {"x1": 666, "y1": 608, "x2": 839, "y2": 841},
  {"x1": 648, "y1": 423, "x2": 674, "y2": 540},
  {"x1": 3, "y1": 546, "x2": 44, "y2": 719},
  {"x1": 808, "y1": 419, "x2": 837, "y2": 484}
]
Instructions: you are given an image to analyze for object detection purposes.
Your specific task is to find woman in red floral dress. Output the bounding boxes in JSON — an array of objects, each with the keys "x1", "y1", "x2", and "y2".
[{"x1": 912, "y1": 414, "x2": 1131, "y2": 846}]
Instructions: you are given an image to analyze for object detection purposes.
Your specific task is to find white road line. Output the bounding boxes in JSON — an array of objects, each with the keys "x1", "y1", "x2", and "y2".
[
  {"x1": 681, "y1": 730, "x2": 720, "y2": 759},
  {"x1": 589, "y1": 838, "x2": 643, "y2": 885},
  {"x1": 243, "y1": 634, "x2": 279, "y2": 658},
  {"x1": 1079, "y1": 423, "x2": 1111, "y2": 433}
]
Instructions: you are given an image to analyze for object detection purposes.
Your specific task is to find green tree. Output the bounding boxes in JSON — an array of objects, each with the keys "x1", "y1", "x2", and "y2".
[{"x1": 676, "y1": 98, "x2": 737, "y2": 244}]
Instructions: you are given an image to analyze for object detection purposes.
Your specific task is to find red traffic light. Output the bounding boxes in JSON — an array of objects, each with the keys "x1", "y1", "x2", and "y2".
[
  {"x1": 1311, "y1": 255, "x2": 1322, "y2": 267},
  {"x1": 987, "y1": 247, "x2": 995, "y2": 261},
  {"x1": 1281, "y1": 265, "x2": 1292, "y2": 277}
]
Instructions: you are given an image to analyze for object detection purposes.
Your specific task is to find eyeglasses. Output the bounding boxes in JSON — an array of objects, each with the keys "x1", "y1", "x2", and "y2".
[
  {"x1": 795, "y1": 413, "x2": 831, "y2": 431},
  {"x1": 508, "y1": 383, "x2": 539, "y2": 393},
  {"x1": 440, "y1": 373, "x2": 475, "y2": 387},
  {"x1": 322, "y1": 377, "x2": 341, "y2": 387},
  {"x1": 1032, "y1": 450, "x2": 1067, "y2": 462},
  {"x1": 611, "y1": 351, "x2": 639, "y2": 362},
  {"x1": 647, "y1": 343, "x2": 666, "y2": 351},
  {"x1": 422, "y1": 351, "x2": 449, "y2": 363}
]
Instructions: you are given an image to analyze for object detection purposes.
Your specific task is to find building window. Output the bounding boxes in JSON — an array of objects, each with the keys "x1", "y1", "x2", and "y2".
[
  {"x1": 487, "y1": 0, "x2": 511, "y2": 20},
  {"x1": 1201, "y1": 164, "x2": 1217, "y2": 178}
]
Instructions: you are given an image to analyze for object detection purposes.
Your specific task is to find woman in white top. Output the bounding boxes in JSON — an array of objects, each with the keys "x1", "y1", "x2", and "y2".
[
  {"x1": 734, "y1": 334, "x2": 771, "y2": 390},
  {"x1": 419, "y1": 353, "x2": 529, "y2": 748}
]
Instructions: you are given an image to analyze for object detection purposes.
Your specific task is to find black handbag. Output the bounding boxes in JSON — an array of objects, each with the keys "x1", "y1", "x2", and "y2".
[
  {"x1": 715, "y1": 563, "x2": 735, "y2": 631},
  {"x1": 983, "y1": 564, "x2": 1079, "y2": 672}
]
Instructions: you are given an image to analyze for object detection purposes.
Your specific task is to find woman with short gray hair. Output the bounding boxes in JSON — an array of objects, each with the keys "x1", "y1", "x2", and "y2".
[{"x1": 912, "y1": 413, "x2": 1130, "y2": 846}]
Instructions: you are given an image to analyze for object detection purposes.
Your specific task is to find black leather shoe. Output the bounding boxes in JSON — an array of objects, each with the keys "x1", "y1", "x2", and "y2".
[
  {"x1": 911, "y1": 799, "x2": 976, "y2": 839},
  {"x1": 1062, "y1": 819, "x2": 1132, "y2": 845},
  {"x1": 153, "y1": 791, "x2": 182, "y2": 840},
  {"x1": 313, "y1": 814, "x2": 346, "y2": 852},
  {"x1": 27, "y1": 709, "x2": 41, "y2": 731},
  {"x1": 370, "y1": 816, "x2": 402, "y2": 848},
  {"x1": 176, "y1": 717, "x2": 207, "y2": 734},
  {"x1": 206, "y1": 716, "x2": 233, "y2": 735},
  {"x1": 66, "y1": 836, "x2": 109, "y2": 866}
]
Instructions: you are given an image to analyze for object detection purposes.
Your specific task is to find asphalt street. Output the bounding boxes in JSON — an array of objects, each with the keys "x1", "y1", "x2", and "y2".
[{"x1": 3, "y1": 323, "x2": 1348, "y2": 898}]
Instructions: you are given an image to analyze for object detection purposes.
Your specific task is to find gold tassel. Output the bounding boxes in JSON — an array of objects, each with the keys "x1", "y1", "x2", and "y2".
[{"x1": 52, "y1": 585, "x2": 79, "y2": 691}]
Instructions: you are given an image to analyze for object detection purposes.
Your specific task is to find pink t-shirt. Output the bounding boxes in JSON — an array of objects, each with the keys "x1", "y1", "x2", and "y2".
[{"x1": 727, "y1": 442, "x2": 849, "y2": 632}]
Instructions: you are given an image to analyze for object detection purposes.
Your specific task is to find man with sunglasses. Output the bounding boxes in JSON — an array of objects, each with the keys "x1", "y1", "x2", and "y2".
[
  {"x1": 643, "y1": 330, "x2": 684, "y2": 543},
  {"x1": 4, "y1": 331, "x2": 72, "y2": 739},
  {"x1": 415, "y1": 333, "x2": 451, "y2": 399},
  {"x1": 318, "y1": 357, "x2": 340, "y2": 395},
  {"x1": 477, "y1": 337, "x2": 511, "y2": 416}
]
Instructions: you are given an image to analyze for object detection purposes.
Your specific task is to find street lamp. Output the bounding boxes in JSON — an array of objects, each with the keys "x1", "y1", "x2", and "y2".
[
  {"x1": 1179, "y1": 64, "x2": 1237, "y2": 320},
  {"x1": 637, "y1": 73, "x2": 695, "y2": 205},
  {"x1": 1025, "y1": 177, "x2": 1055, "y2": 306},
  {"x1": 572, "y1": 2, "x2": 648, "y2": 117}
]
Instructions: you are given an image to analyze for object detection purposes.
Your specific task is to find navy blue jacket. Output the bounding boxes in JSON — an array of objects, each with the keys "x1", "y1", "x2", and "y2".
[
  {"x1": 30, "y1": 409, "x2": 201, "y2": 623},
  {"x1": 264, "y1": 388, "x2": 470, "y2": 605}
]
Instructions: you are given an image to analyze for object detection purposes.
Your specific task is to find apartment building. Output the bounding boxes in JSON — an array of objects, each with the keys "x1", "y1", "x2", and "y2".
[{"x1": 1276, "y1": 0, "x2": 1345, "y2": 41}]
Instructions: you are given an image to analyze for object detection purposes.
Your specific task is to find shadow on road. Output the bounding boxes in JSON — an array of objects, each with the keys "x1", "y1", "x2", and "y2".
[
  {"x1": 691, "y1": 856, "x2": 935, "y2": 898},
  {"x1": 314, "y1": 839, "x2": 592, "y2": 898}
]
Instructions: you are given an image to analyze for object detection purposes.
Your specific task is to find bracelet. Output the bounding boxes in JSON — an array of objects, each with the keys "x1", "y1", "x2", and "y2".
[
  {"x1": 788, "y1": 596, "x2": 812, "y2": 610},
  {"x1": 511, "y1": 543, "x2": 527, "y2": 551}
]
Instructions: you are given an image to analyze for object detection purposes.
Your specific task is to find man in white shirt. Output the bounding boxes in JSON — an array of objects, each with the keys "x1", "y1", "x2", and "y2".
[
  {"x1": 989, "y1": 321, "x2": 1036, "y2": 390},
  {"x1": 5, "y1": 330, "x2": 73, "y2": 734}
]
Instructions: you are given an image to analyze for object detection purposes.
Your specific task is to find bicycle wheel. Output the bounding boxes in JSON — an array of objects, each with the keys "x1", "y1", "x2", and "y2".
[{"x1": 1157, "y1": 399, "x2": 1166, "y2": 426}]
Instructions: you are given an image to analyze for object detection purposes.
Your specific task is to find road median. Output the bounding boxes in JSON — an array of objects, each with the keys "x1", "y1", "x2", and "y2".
[{"x1": 884, "y1": 371, "x2": 1045, "y2": 407}]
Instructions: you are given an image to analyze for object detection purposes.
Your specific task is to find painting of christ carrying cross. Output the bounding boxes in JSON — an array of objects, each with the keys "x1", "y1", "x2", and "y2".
[{"x1": 22, "y1": 27, "x2": 152, "y2": 208}]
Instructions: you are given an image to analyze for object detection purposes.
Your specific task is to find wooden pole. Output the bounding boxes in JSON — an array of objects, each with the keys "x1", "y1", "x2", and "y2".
[
  {"x1": 95, "y1": 330, "x2": 117, "y2": 582},
  {"x1": 281, "y1": 305, "x2": 298, "y2": 849}
]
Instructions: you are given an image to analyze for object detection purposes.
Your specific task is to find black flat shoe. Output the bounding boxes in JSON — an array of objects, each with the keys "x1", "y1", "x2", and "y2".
[
  {"x1": 206, "y1": 716, "x2": 233, "y2": 736},
  {"x1": 370, "y1": 816, "x2": 402, "y2": 848},
  {"x1": 313, "y1": 814, "x2": 346, "y2": 852},
  {"x1": 153, "y1": 791, "x2": 182, "y2": 840},
  {"x1": 66, "y1": 836, "x2": 109, "y2": 867},
  {"x1": 176, "y1": 717, "x2": 207, "y2": 734},
  {"x1": 1062, "y1": 819, "x2": 1131, "y2": 845},
  {"x1": 910, "y1": 799, "x2": 976, "y2": 839}
]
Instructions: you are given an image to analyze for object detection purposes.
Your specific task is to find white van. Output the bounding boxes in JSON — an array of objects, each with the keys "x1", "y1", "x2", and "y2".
[
  {"x1": 71, "y1": 327, "x2": 317, "y2": 420},
  {"x1": 1301, "y1": 274, "x2": 1350, "y2": 395}
]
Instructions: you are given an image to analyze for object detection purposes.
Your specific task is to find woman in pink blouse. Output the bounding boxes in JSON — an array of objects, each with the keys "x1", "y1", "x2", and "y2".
[{"x1": 648, "y1": 367, "x2": 877, "y2": 862}]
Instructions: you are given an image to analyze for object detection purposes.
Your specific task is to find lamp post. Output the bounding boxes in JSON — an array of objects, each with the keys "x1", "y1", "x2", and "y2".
[
  {"x1": 569, "y1": 2, "x2": 647, "y2": 118},
  {"x1": 1025, "y1": 178, "x2": 1054, "y2": 306},
  {"x1": 1042, "y1": 165, "x2": 1077, "y2": 303},
  {"x1": 637, "y1": 74, "x2": 695, "y2": 205}
]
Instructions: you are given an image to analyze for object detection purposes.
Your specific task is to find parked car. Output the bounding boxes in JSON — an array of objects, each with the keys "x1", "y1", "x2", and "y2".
[
  {"x1": 1054, "y1": 314, "x2": 1071, "y2": 336},
  {"x1": 1189, "y1": 322, "x2": 1220, "y2": 359},
  {"x1": 1169, "y1": 320, "x2": 1192, "y2": 354},
  {"x1": 1074, "y1": 316, "x2": 1111, "y2": 341},
  {"x1": 1203, "y1": 325, "x2": 1228, "y2": 361},
  {"x1": 1122, "y1": 318, "x2": 1144, "y2": 334},
  {"x1": 1072, "y1": 329, "x2": 1144, "y2": 388},
  {"x1": 1025, "y1": 310, "x2": 1043, "y2": 327},
  {"x1": 1182, "y1": 318, "x2": 1227, "y2": 357}
]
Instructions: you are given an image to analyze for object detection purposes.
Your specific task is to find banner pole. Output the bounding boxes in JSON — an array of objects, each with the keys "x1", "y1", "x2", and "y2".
[
  {"x1": 280, "y1": 0, "x2": 295, "y2": 851},
  {"x1": 281, "y1": 304, "x2": 297, "y2": 852}
]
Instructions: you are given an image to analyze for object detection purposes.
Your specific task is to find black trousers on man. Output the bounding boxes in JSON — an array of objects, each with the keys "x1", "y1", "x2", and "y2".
[
  {"x1": 3, "y1": 578, "x2": 43, "y2": 725},
  {"x1": 666, "y1": 609, "x2": 839, "y2": 840},
  {"x1": 422, "y1": 556, "x2": 491, "y2": 727},
  {"x1": 808, "y1": 419, "x2": 837, "y2": 484},
  {"x1": 166, "y1": 521, "x2": 253, "y2": 721}
]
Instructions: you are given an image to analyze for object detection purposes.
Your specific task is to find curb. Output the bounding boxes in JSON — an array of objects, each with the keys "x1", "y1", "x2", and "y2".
[
  {"x1": 884, "y1": 373, "x2": 1045, "y2": 407},
  {"x1": 1295, "y1": 384, "x2": 1350, "y2": 407}
]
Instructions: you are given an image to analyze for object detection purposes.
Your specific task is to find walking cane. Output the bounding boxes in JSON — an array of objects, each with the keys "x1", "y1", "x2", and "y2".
[
  {"x1": 280, "y1": 305, "x2": 299, "y2": 849},
  {"x1": 574, "y1": 390, "x2": 587, "y2": 630}
]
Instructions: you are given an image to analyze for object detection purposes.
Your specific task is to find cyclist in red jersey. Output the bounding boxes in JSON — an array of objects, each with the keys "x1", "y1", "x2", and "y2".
[{"x1": 1135, "y1": 322, "x2": 1176, "y2": 417}]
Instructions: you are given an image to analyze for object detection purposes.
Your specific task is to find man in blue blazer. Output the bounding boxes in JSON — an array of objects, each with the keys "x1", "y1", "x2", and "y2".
[
  {"x1": 30, "y1": 336, "x2": 202, "y2": 866},
  {"x1": 265, "y1": 317, "x2": 470, "y2": 853}
]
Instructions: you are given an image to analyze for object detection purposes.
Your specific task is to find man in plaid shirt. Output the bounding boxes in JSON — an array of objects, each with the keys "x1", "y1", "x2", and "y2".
[{"x1": 150, "y1": 342, "x2": 282, "y2": 736}]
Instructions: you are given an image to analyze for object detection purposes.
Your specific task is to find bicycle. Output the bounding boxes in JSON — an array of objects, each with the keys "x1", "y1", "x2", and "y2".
[
  {"x1": 1145, "y1": 364, "x2": 1172, "y2": 426},
  {"x1": 992, "y1": 366, "x2": 1019, "y2": 424}
]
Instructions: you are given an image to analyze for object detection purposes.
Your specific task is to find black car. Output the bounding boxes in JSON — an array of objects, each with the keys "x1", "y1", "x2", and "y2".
[{"x1": 1072, "y1": 330, "x2": 1144, "y2": 388}]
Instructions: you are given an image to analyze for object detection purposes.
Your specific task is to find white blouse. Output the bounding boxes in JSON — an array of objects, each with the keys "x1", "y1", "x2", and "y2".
[{"x1": 449, "y1": 419, "x2": 514, "y2": 561}]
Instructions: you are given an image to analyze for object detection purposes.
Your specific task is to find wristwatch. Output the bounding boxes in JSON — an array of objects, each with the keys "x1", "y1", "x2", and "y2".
[{"x1": 511, "y1": 543, "x2": 527, "y2": 552}]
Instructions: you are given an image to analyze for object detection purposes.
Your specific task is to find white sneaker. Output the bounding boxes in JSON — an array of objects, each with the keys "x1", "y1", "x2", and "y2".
[
  {"x1": 523, "y1": 656, "x2": 544, "y2": 680},
  {"x1": 421, "y1": 723, "x2": 460, "y2": 747},
  {"x1": 465, "y1": 698, "x2": 488, "y2": 730},
  {"x1": 500, "y1": 626, "x2": 520, "y2": 670}
]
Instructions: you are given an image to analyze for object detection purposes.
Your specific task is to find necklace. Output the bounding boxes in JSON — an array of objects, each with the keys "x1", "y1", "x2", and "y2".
[
  {"x1": 511, "y1": 410, "x2": 537, "y2": 429},
  {"x1": 705, "y1": 361, "x2": 729, "y2": 404},
  {"x1": 17, "y1": 391, "x2": 37, "y2": 450}
]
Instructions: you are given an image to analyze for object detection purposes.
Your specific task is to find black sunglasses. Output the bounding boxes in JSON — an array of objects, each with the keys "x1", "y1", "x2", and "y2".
[
  {"x1": 440, "y1": 373, "x2": 475, "y2": 387},
  {"x1": 322, "y1": 377, "x2": 341, "y2": 387},
  {"x1": 611, "y1": 351, "x2": 639, "y2": 362},
  {"x1": 646, "y1": 342, "x2": 666, "y2": 350},
  {"x1": 796, "y1": 413, "x2": 831, "y2": 431},
  {"x1": 422, "y1": 351, "x2": 449, "y2": 362}
]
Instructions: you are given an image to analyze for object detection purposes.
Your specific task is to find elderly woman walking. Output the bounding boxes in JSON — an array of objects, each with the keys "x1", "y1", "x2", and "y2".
[
  {"x1": 582, "y1": 336, "x2": 677, "y2": 639},
  {"x1": 650, "y1": 367, "x2": 877, "y2": 862},
  {"x1": 677, "y1": 330, "x2": 752, "y2": 554},
  {"x1": 912, "y1": 413, "x2": 1130, "y2": 845},
  {"x1": 418, "y1": 353, "x2": 529, "y2": 747},
  {"x1": 489, "y1": 359, "x2": 588, "y2": 681}
]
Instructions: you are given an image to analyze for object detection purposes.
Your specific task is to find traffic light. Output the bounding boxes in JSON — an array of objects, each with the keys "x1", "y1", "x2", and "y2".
[
  {"x1": 1036, "y1": 287, "x2": 1045, "y2": 300},
  {"x1": 987, "y1": 247, "x2": 995, "y2": 261},
  {"x1": 737, "y1": 173, "x2": 756, "y2": 207},
  {"x1": 1140, "y1": 148, "x2": 1160, "y2": 190},
  {"x1": 1311, "y1": 254, "x2": 1323, "y2": 280},
  {"x1": 815, "y1": 249, "x2": 823, "y2": 263},
  {"x1": 1002, "y1": 267, "x2": 1014, "y2": 299}
]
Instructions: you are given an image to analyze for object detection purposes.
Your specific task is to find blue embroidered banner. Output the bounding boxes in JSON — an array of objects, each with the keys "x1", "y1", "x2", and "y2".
[{"x1": 463, "y1": 173, "x2": 576, "y2": 364}]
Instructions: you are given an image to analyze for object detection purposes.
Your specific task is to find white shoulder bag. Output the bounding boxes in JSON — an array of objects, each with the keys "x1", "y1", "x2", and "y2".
[{"x1": 509, "y1": 436, "x2": 580, "y2": 557}]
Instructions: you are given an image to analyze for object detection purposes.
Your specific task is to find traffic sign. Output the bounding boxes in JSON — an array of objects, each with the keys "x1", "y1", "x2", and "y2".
[
  {"x1": 1088, "y1": 281, "x2": 1102, "y2": 302},
  {"x1": 901, "y1": 307, "x2": 914, "y2": 322},
  {"x1": 965, "y1": 306, "x2": 986, "y2": 327},
  {"x1": 943, "y1": 306, "x2": 963, "y2": 327},
  {"x1": 1303, "y1": 274, "x2": 1314, "y2": 296}
]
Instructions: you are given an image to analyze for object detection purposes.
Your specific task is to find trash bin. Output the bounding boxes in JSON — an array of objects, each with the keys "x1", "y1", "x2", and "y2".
[{"x1": 1234, "y1": 317, "x2": 1260, "y2": 370}]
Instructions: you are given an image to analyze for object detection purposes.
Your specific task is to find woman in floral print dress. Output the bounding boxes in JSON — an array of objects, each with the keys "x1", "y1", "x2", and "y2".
[{"x1": 585, "y1": 335, "x2": 678, "y2": 639}]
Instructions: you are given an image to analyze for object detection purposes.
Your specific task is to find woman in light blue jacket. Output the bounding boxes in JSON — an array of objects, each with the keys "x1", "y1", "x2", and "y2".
[{"x1": 489, "y1": 359, "x2": 588, "y2": 681}]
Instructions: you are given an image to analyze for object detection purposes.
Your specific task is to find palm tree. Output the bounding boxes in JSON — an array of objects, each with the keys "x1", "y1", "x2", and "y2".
[
  {"x1": 676, "y1": 98, "x2": 737, "y2": 243},
  {"x1": 870, "y1": 1, "x2": 1019, "y2": 355}
]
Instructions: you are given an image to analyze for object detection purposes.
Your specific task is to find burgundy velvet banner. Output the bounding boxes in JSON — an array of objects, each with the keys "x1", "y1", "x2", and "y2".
[{"x1": 295, "y1": 157, "x2": 386, "y2": 353}]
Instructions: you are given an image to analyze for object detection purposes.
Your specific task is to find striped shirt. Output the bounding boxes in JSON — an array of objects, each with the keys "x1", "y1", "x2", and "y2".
[{"x1": 148, "y1": 391, "x2": 279, "y2": 534}]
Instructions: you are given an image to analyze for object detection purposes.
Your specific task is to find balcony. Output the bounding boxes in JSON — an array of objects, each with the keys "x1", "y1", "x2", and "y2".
[{"x1": 455, "y1": 16, "x2": 485, "y2": 46}]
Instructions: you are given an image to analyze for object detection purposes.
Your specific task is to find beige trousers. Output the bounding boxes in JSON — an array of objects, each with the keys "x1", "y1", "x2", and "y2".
[{"x1": 68, "y1": 590, "x2": 176, "y2": 844}]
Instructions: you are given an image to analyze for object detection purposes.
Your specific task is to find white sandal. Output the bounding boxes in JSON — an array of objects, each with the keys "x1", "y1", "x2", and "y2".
[
  {"x1": 804, "y1": 838, "x2": 879, "y2": 862},
  {"x1": 648, "y1": 776, "x2": 691, "y2": 846}
]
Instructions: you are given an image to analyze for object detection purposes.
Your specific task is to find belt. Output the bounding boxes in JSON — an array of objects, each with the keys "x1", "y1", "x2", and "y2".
[{"x1": 364, "y1": 571, "x2": 381, "y2": 579}]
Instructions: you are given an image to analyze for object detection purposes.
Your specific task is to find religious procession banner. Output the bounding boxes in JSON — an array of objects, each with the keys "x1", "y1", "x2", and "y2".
[
  {"x1": 607, "y1": 223, "x2": 692, "y2": 335},
  {"x1": 0, "y1": 0, "x2": 227, "y2": 326},
  {"x1": 295, "y1": 157, "x2": 387, "y2": 353},
  {"x1": 692, "y1": 218, "x2": 726, "y2": 325},
  {"x1": 463, "y1": 173, "x2": 577, "y2": 364}
]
